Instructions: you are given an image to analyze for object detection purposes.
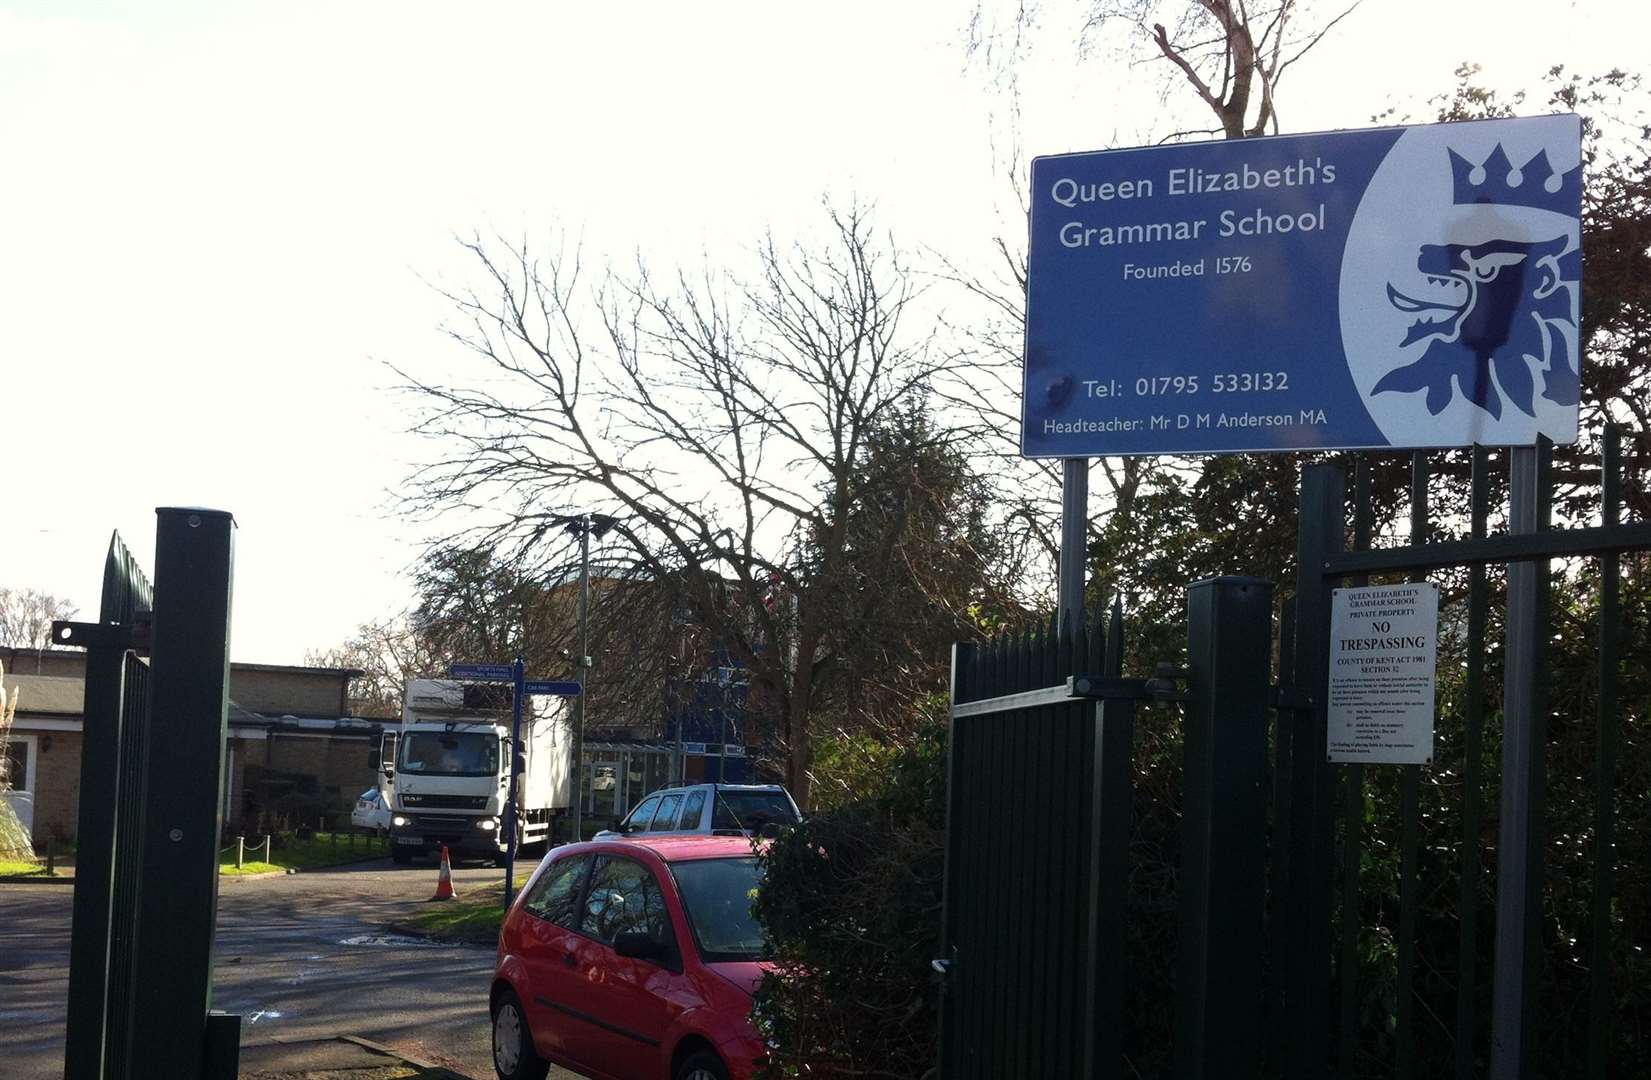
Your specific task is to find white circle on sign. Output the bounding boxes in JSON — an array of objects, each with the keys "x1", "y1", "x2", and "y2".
[{"x1": 1339, "y1": 119, "x2": 1580, "y2": 448}]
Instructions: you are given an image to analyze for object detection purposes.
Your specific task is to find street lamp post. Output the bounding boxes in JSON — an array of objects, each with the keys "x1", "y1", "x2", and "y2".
[{"x1": 555, "y1": 512, "x2": 617, "y2": 842}]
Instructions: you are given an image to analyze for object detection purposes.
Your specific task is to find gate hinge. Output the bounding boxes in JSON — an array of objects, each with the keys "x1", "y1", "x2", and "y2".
[
  {"x1": 1270, "y1": 685, "x2": 1315, "y2": 711},
  {"x1": 51, "y1": 611, "x2": 153, "y2": 655},
  {"x1": 1066, "y1": 675, "x2": 1153, "y2": 700},
  {"x1": 1143, "y1": 662, "x2": 1190, "y2": 702}
]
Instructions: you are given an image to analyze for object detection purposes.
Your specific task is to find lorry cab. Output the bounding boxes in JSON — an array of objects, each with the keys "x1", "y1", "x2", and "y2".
[{"x1": 384, "y1": 679, "x2": 571, "y2": 864}]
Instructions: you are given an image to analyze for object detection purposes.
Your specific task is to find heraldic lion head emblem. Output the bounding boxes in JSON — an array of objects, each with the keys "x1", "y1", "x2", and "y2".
[{"x1": 1372, "y1": 144, "x2": 1581, "y2": 421}]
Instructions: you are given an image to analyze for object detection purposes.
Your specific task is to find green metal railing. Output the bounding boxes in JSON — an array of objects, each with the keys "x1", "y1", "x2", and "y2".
[
  {"x1": 940, "y1": 425, "x2": 1644, "y2": 1079},
  {"x1": 1282, "y1": 426, "x2": 1647, "y2": 1079}
]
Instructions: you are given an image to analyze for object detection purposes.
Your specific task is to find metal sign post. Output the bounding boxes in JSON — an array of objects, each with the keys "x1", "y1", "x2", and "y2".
[
  {"x1": 446, "y1": 662, "x2": 581, "y2": 907},
  {"x1": 1057, "y1": 457, "x2": 1089, "y2": 630}
]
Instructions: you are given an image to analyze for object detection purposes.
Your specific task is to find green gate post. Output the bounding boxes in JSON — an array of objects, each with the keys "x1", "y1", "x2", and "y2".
[
  {"x1": 124, "y1": 508, "x2": 237, "y2": 1079},
  {"x1": 1176, "y1": 577, "x2": 1275, "y2": 1080},
  {"x1": 63, "y1": 534, "x2": 152, "y2": 1080},
  {"x1": 1283, "y1": 465, "x2": 1345, "y2": 1080}
]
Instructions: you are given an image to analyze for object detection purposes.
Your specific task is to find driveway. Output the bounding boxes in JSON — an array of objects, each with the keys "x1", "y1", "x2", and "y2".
[{"x1": 0, "y1": 857, "x2": 582, "y2": 1079}]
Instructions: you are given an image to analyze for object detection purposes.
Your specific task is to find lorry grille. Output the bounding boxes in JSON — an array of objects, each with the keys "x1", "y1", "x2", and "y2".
[
  {"x1": 400, "y1": 794, "x2": 489, "y2": 810},
  {"x1": 409, "y1": 815, "x2": 472, "y2": 831}
]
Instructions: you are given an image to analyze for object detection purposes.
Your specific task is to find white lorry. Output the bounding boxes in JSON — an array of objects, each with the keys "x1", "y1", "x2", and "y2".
[{"x1": 379, "y1": 679, "x2": 572, "y2": 864}]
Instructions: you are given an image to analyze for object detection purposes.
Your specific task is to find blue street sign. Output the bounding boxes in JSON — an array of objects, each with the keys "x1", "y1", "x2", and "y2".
[
  {"x1": 522, "y1": 680, "x2": 583, "y2": 697},
  {"x1": 448, "y1": 663, "x2": 515, "y2": 682},
  {"x1": 1023, "y1": 114, "x2": 1582, "y2": 457}
]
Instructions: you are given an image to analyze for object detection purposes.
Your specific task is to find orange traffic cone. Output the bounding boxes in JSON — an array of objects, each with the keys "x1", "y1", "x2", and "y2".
[{"x1": 429, "y1": 844, "x2": 457, "y2": 902}]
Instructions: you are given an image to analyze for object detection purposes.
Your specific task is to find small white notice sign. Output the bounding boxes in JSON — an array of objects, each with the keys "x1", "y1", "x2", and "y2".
[{"x1": 1328, "y1": 582, "x2": 1439, "y2": 764}]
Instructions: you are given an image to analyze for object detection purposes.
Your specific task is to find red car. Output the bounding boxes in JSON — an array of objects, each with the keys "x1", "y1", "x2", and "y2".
[{"x1": 490, "y1": 835, "x2": 770, "y2": 1080}]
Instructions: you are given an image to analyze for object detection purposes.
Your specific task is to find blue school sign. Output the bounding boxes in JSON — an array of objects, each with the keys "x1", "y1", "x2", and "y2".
[{"x1": 1022, "y1": 114, "x2": 1582, "y2": 457}]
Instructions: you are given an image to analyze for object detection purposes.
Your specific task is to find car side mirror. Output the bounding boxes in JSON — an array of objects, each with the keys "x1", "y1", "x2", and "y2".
[{"x1": 613, "y1": 931, "x2": 665, "y2": 960}]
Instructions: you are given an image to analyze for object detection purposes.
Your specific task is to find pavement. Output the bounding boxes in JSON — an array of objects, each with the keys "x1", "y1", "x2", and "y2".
[{"x1": 0, "y1": 855, "x2": 584, "y2": 1079}]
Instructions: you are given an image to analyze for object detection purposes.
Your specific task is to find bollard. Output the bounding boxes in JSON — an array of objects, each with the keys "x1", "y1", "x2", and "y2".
[
  {"x1": 331, "y1": 830, "x2": 338, "y2": 856},
  {"x1": 46, "y1": 837, "x2": 56, "y2": 877},
  {"x1": 237, "y1": 835, "x2": 245, "y2": 870},
  {"x1": 262, "y1": 835, "x2": 272, "y2": 864}
]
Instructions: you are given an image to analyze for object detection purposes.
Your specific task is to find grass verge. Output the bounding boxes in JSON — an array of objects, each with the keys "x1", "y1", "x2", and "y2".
[
  {"x1": 0, "y1": 858, "x2": 46, "y2": 877},
  {"x1": 219, "y1": 831, "x2": 389, "y2": 875},
  {"x1": 397, "y1": 874, "x2": 528, "y2": 943},
  {"x1": 219, "y1": 861, "x2": 284, "y2": 876}
]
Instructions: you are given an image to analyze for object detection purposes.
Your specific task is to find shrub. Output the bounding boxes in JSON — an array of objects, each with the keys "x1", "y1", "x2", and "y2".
[{"x1": 752, "y1": 707, "x2": 947, "y2": 1079}]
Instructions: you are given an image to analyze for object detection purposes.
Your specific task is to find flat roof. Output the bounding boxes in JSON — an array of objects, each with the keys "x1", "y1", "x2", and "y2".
[
  {"x1": 2, "y1": 674, "x2": 83, "y2": 715},
  {"x1": 231, "y1": 662, "x2": 364, "y2": 678}
]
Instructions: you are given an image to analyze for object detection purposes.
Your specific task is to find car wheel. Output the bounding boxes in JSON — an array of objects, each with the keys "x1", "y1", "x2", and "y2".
[
  {"x1": 675, "y1": 1050, "x2": 730, "y2": 1080},
  {"x1": 491, "y1": 988, "x2": 548, "y2": 1080}
]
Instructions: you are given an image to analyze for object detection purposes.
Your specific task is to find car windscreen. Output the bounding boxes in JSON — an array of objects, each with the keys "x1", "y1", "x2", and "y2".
[
  {"x1": 669, "y1": 856, "x2": 766, "y2": 963},
  {"x1": 399, "y1": 732, "x2": 498, "y2": 777},
  {"x1": 710, "y1": 790, "x2": 799, "y2": 832}
]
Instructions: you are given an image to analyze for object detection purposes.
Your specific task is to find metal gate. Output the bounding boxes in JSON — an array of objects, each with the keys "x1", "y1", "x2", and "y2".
[
  {"x1": 939, "y1": 605, "x2": 1134, "y2": 1078},
  {"x1": 1280, "y1": 430, "x2": 1651, "y2": 1080},
  {"x1": 941, "y1": 577, "x2": 1280, "y2": 1079},
  {"x1": 939, "y1": 427, "x2": 1648, "y2": 1079},
  {"x1": 57, "y1": 509, "x2": 240, "y2": 1080}
]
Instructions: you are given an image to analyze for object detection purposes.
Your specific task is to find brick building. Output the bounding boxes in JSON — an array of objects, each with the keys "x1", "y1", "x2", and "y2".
[{"x1": 1, "y1": 647, "x2": 397, "y2": 845}]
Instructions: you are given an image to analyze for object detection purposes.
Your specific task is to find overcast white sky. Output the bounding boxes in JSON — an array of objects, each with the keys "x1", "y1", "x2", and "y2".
[{"x1": 1, "y1": 0, "x2": 1640, "y2": 664}]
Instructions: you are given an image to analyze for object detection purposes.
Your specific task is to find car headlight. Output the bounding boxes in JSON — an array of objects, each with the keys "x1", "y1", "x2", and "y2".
[
  {"x1": 392, "y1": 815, "x2": 409, "y2": 827},
  {"x1": 476, "y1": 818, "x2": 497, "y2": 831}
]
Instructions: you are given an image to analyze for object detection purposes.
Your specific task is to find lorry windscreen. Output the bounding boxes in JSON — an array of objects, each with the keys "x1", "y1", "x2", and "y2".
[{"x1": 400, "y1": 732, "x2": 498, "y2": 777}]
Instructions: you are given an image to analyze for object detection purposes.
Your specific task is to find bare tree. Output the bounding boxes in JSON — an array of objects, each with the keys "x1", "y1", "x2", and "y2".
[
  {"x1": 0, "y1": 588, "x2": 79, "y2": 651},
  {"x1": 1108, "y1": 0, "x2": 1364, "y2": 138},
  {"x1": 969, "y1": 0, "x2": 1364, "y2": 139},
  {"x1": 305, "y1": 614, "x2": 442, "y2": 718},
  {"x1": 397, "y1": 204, "x2": 954, "y2": 808}
]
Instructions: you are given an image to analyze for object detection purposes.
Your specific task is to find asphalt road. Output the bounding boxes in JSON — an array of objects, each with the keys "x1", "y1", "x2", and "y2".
[{"x1": 0, "y1": 857, "x2": 583, "y2": 1079}]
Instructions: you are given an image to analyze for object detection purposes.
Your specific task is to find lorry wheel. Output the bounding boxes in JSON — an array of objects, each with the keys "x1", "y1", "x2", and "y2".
[{"x1": 491, "y1": 987, "x2": 549, "y2": 1080}]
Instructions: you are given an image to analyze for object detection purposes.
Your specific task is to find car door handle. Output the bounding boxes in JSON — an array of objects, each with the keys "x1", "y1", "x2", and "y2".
[{"x1": 563, "y1": 952, "x2": 577, "y2": 969}]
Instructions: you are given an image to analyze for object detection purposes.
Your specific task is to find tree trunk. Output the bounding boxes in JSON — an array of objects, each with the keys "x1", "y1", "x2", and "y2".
[{"x1": 787, "y1": 652, "x2": 816, "y2": 811}]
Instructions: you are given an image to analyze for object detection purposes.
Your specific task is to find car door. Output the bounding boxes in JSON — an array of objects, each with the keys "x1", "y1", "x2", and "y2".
[
  {"x1": 648, "y1": 793, "x2": 685, "y2": 834},
  {"x1": 677, "y1": 788, "x2": 708, "y2": 833},
  {"x1": 565, "y1": 853, "x2": 696, "y2": 1077},
  {"x1": 514, "y1": 853, "x2": 594, "y2": 1068},
  {"x1": 620, "y1": 795, "x2": 660, "y2": 836}
]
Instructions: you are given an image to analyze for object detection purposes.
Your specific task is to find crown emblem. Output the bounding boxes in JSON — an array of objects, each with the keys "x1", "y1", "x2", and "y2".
[{"x1": 1449, "y1": 143, "x2": 1580, "y2": 215}]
